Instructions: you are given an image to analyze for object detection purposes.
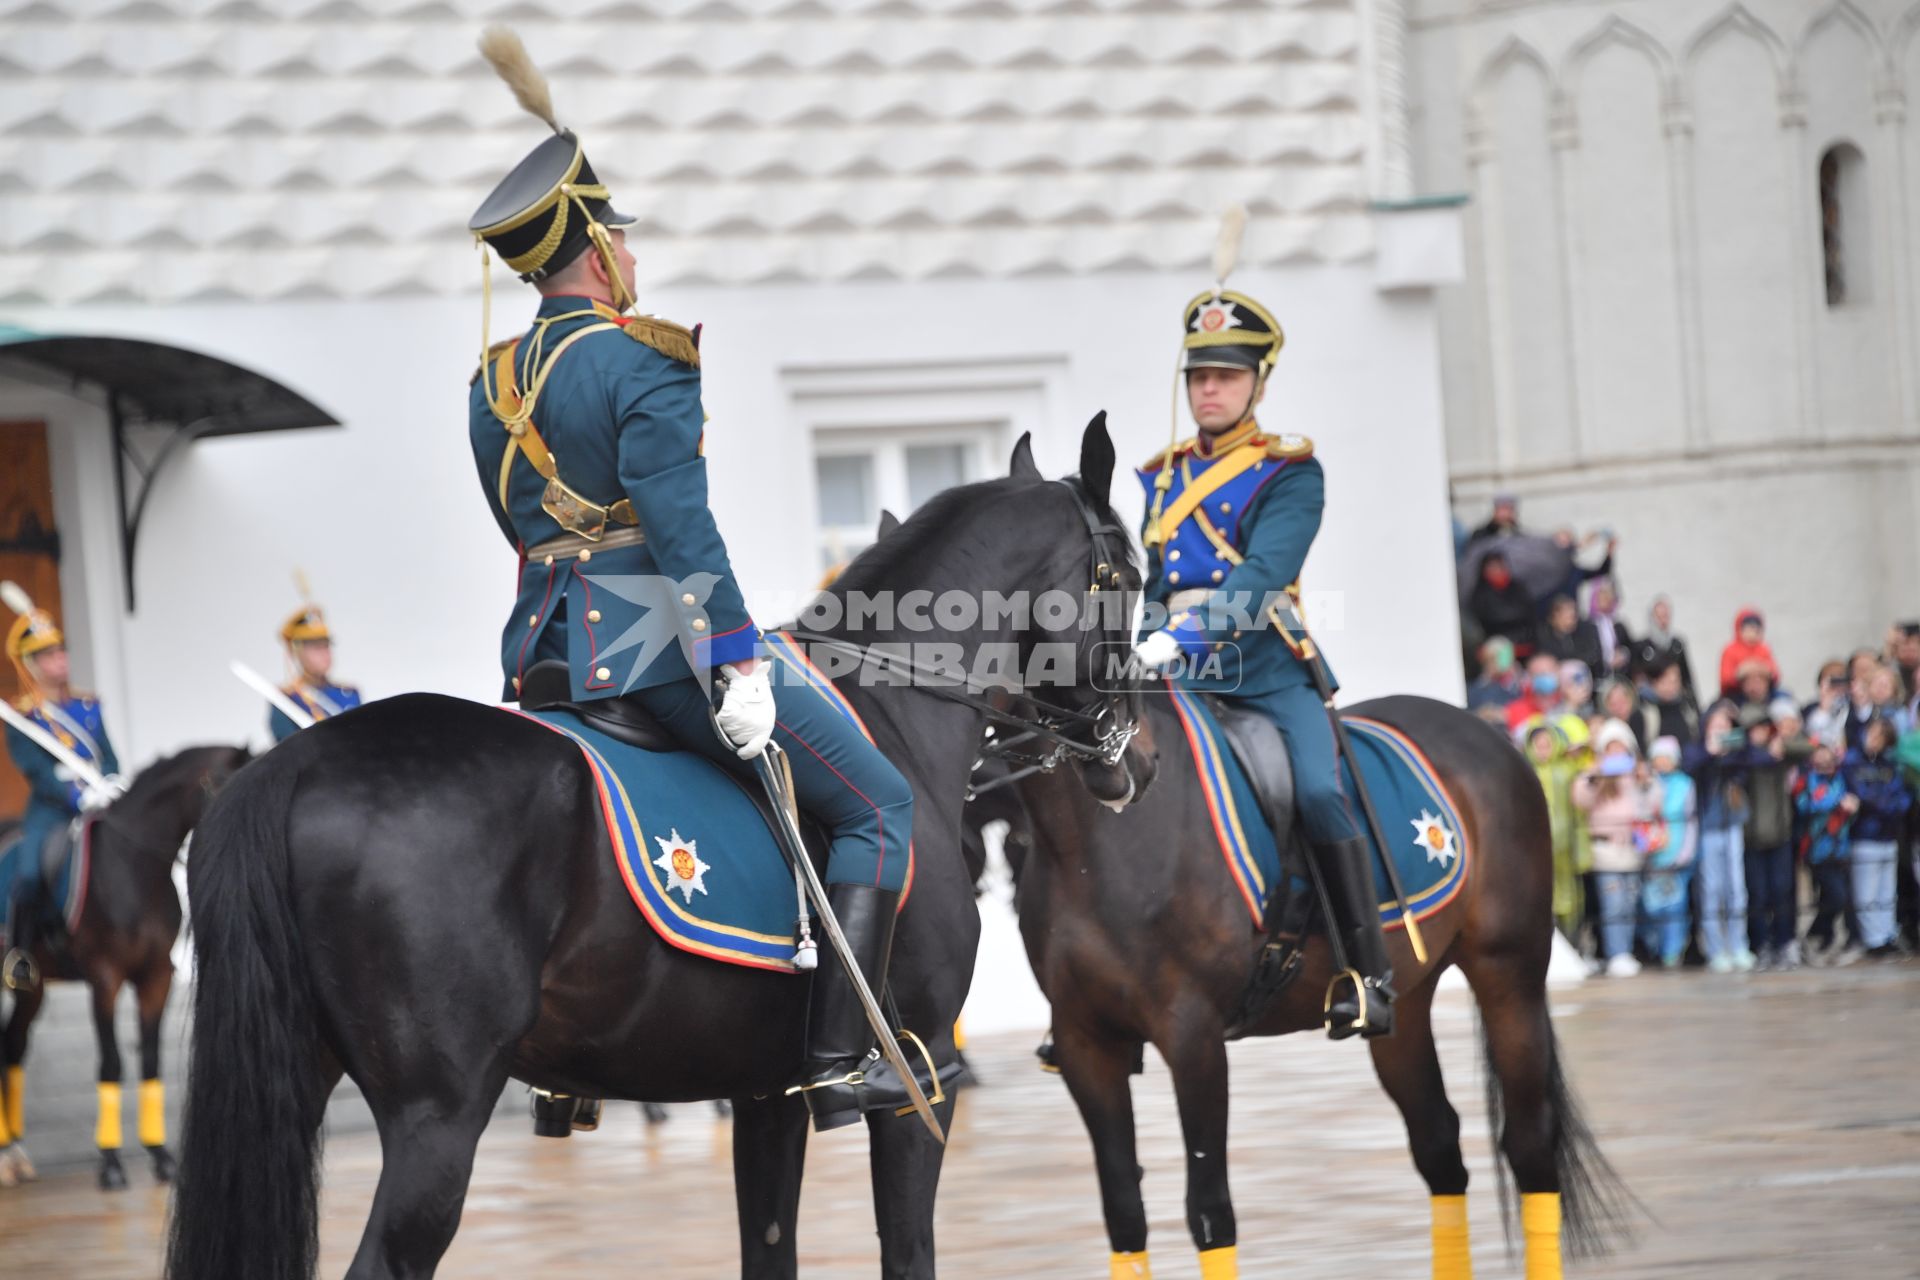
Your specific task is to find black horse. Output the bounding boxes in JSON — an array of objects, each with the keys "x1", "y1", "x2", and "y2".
[
  {"x1": 165, "y1": 418, "x2": 1153, "y2": 1280},
  {"x1": 1, "y1": 744, "x2": 250, "y2": 1190},
  {"x1": 1015, "y1": 695, "x2": 1630, "y2": 1277}
]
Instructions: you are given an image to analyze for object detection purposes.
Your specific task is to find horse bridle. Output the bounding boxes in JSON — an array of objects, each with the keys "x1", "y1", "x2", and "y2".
[{"x1": 782, "y1": 478, "x2": 1143, "y2": 798}]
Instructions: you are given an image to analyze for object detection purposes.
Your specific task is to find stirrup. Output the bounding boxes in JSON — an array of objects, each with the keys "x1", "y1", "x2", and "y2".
[
  {"x1": 1323, "y1": 968, "x2": 1393, "y2": 1040},
  {"x1": 2, "y1": 948, "x2": 37, "y2": 992},
  {"x1": 890, "y1": 1029, "x2": 947, "y2": 1117}
]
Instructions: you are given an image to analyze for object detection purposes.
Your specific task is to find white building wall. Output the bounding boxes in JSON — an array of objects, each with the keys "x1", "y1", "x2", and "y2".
[
  {"x1": 3, "y1": 265, "x2": 1460, "y2": 768},
  {"x1": 1412, "y1": 0, "x2": 1920, "y2": 689}
]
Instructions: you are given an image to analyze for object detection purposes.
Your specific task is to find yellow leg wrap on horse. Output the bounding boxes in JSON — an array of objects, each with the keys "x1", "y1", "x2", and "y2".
[
  {"x1": 2, "y1": 1064, "x2": 21, "y2": 1140},
  {"x1": 1108, "y1": 1250, "x2": 1151, "y2": 1279},
  {"x1": 1197, "y1": 1245, "x2": 1237, "y2": 1279},
  {"x1": 96, "y1": 1082, "x2": 123, "y2": 1151},
  {"x1": 1521, "y1": 1192, "x2": 1562, "y2": 1280},
  {"x1": 138, "y1": 1079, "x2": 166, "y2": 1148},
  {"x1": 1431, "y1": 1195, "x2": 1472, "y2": 1279},
  {"x1": 0, "y1": 1082, "x2": 14, "y2": 1146}
]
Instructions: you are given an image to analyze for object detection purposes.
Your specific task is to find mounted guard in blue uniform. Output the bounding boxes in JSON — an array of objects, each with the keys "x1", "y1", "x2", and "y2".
[
  {"x1": 1128, "y1": 211, "x2": 1394, "y2": 1038},
  {"x1": 3, "y1": 589, "x2": 120, "y2": 992},
  {"x1": 464, "y1": 29, "x2": 918, "y2": 1130},
  {"x1": 270, "y1": 591, "x2": 362, "y2": 742}
]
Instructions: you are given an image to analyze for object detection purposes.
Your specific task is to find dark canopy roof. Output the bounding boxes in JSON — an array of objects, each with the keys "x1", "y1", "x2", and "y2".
[{"x1": 0, "y1": 327, "x2": 338, "y2": 435}]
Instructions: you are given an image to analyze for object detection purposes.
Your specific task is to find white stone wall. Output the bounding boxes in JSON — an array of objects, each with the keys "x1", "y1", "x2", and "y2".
[
  {"x1": 1411, "y1": 0, "x2": 1920, "y2": 689},
  {"x1": 3, "y1": 265, "x2": 1462, "y2": 771}
]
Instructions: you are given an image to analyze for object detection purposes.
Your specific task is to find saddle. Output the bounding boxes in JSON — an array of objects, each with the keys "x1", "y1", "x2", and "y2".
[
  {"x1": 1200, "y1": 695, "x2": 1323, "y2": 1038},
  {"x1": 517, "y1": 661, "x2": 830, "y2": 861}
]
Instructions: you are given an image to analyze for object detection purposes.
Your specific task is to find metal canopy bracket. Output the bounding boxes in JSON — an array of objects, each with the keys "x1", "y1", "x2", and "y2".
[{"x1": 0, "y1": 332, "x2": 339, "y2": 611}]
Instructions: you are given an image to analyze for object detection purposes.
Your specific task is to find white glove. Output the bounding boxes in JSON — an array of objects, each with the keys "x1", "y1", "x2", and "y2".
[
  {"x1": 716, "y1": 662, "x2": 776, "y2": 759},
  {"x1": 80, "y1": 781, "x2": 117, "y2": 812},
  {"x1": 1132, "y1": 628, "x2": 1183, "y2": 673}
]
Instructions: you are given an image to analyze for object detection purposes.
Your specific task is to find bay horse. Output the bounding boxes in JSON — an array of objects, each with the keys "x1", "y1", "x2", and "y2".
[
  {"x1": 1015, "y1": 694, "x2": 1629, "y2": 1277},
  {"x1": 0, "y1": 743, "x2": 251, "y2": 1190},
  {"x1": 164, "y1": 418, "x2": 1154, "y2": 1280}
]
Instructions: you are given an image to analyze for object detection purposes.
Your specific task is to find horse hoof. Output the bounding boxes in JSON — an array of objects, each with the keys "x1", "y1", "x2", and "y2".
[
  {"x1": 0, "y1": 1151, "x2": 18, "y2": 1189},
  {"x1": 148, "y1": 1145, "x2": 177, "y2": 1184},
  {"x1": 99, "y1": 1152, "x2": 128, "y2": 1192}
]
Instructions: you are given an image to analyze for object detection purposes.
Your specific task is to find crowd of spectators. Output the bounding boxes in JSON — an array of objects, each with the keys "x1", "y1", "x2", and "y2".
[{"x1": 1458, "y1": 498, "x2": 1920, "y2": 975}]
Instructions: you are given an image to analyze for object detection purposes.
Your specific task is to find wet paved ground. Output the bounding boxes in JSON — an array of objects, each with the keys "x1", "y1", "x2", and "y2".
[{"x1": 2, "y1": 960, "x2": 1916, "y2": 1278}]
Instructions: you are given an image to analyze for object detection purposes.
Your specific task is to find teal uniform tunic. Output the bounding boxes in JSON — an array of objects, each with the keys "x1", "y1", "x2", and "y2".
[
  {"x1": 1137, "y1": 426, "x2": 1358, "y2": 845},
  {"x1": 4, "y1": 694, "x2": 118, "y2": 901},
  {"x1": 467, "y1": 296, "x2": 912, "y2": 891}
]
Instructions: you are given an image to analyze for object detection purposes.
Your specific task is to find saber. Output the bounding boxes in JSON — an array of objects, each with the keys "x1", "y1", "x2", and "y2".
[
  {"x1": 230, "y1": 660, "x2": 315, "y2": 731},
  {"x1": 0, "y1": 699, "x2": 123, "y2": 803},
  {"x1": 1268, "y1": 602, "x2": 1429, "y2": 966},
  {"x1": 751, "y1": 740, "x2": 945, "y2": 1145}
]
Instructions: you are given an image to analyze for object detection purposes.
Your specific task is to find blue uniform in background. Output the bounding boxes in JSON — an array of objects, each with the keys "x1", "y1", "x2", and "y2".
[
  {"x1": 4, "y1": 694, "x2": 118, "y2": 903},
  {"x1": 269, "y1": 680, "x2": 363, "y2": 744},
  {"x1": 1137, "y1": 423, "x2": 1358, "y2": 845},
  {"x1": 467, "y1": 297, "x2": 912, "y2": 892}
]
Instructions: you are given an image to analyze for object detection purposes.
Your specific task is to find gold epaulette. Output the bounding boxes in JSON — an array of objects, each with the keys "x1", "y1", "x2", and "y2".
[
  {"x1": 1138, "y1": 436, "x2": 1198, "y2": 473},
  {"x1": 1264, "y1": 432, "x2": 1314, "y2": 460},
  {"x1": 622, "y1": 316, "x2": 700, "y2": 368},
  {"x1": 470, "y1": 337, "x2": 519, "y2": 388},
  {"x1": 11, "y1": 694, "x2": 33, "y2": 714}
]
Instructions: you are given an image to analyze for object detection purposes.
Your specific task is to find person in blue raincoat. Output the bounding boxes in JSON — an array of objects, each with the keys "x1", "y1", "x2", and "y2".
[
  {"x1": 1128, "y1": 213, "x2": 1394, "y2": 1039},
  {"x1": 3, "y1": 595, "x2": 119, "y2": 990},
  {"x1": 462, "y1": 29, "x2": 920, "y2": 1132}
]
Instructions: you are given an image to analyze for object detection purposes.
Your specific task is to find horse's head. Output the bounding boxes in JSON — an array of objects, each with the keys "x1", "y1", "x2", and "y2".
[
  {"x1": 1013, "y1": 414, "x2": 1157, "y2": 809},
  {"x1": 114, "y1": 744, "x2": 255, "y2": 833}
]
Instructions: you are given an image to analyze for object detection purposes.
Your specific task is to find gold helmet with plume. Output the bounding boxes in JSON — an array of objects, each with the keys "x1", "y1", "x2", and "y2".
[
  {"x1": 2, "y1": 580, "x2": 65, "y2": 699},
  {"x1": 279, "y1": 570, "x2": 331, "y2": 647}
]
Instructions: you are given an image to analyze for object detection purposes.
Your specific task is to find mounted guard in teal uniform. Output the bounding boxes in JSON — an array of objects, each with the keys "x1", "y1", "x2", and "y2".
[
  {"x1": 1127, "y1": 211, "x2": 1394, "y2": 1038},
  {"x1": 269, "y1": 585, "x2": 363, "y2": 743},
  {"x1": 463, "y1": 30, "x2": 924, "y2": 1130},
  {"x1": 2, "y1": 586, "x2": 121, "y2": 993}
]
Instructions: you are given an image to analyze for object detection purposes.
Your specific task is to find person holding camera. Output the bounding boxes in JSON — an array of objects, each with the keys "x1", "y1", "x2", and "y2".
[
  {"x1": 1731, "y1": 705, "x2": 1813, "y2": 969},
  {"x1": 1572, "y1": 719, "x2": 1660, "y2": 977},
  {"x1": 1685, "y1": 701, "x2": 1757, "y2": 973}
]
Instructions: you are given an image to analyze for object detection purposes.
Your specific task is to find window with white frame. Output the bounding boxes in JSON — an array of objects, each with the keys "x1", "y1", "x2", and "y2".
[
  {"x1": 782, "y1": 356, "x2": 1069, "y2": 575},
  {"x1": 813, "y1": 426, "x2": 997, "y2": 569}
]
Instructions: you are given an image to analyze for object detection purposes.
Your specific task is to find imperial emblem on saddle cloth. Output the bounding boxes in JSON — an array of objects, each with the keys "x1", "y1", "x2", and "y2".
[
  {"x1": 653, "y1": 830, "x2": 711, "y2": 902},
  {"x1": 1410, "y1": 811, "x2": 1457, "y2": 867}
]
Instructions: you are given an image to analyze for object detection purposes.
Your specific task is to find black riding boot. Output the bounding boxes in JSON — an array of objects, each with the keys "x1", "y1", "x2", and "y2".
[
  {"x1": 1318, "y1": 835, "x2": 1395, "y2": 1040},
  {"x1": 3, "y1": 889, "x2": 40, "y2": 992},
  {"x1": 789, "y1": 883, "x2": 898, "y2": 1132}
]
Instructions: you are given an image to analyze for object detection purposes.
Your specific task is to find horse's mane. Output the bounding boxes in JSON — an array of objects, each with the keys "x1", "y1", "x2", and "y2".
[
  {"x1": 825, "y1": 473, "x2": 1130, "y2": 603},
  {"x1": 120, "y1": 744, "x2": 248, "y2": 805}
]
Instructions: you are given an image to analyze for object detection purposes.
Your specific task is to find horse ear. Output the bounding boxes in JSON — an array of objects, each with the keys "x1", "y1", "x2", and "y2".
[
  {"x1": 876, "y1": 508, "x2": 902, "y2": 540},
  {"x1": 1078, "y1": 411, "x2": 1114, "y2": 510},
  {"x1": 1008, "y1": 432, "x2": 1042, "y2": 482}
]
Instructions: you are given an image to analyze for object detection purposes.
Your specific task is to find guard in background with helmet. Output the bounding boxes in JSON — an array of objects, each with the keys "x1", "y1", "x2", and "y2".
[
  {"x1": 271, "y1": 583, "x2": 363, "y2": 743},
  {"x1": 1128, "y1": 208, "x2": 1394, "y2": 1039},
  {"x1": 2, "y1": 587, "x2": 120, "y2": 991}
]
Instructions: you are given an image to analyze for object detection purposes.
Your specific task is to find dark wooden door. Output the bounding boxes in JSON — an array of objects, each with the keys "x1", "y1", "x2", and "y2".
[{"x1": 0, "y1": 420, "x2": 61, "y2": 820}]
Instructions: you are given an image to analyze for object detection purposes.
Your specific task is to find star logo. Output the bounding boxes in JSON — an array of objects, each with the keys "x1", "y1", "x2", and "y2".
[
  {"x1": 1409, "y1": 811, "x2": 1456, "y2": 867},
  {"x1": 652, "y1": 828, "x2": 711, "y2": 902},
  {"x1": 1193, "y1": 300, "x2": 1241, "y2": 333}
]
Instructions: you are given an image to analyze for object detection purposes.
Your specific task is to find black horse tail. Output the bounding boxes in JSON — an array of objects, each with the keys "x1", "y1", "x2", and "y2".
[
  {"x1": 166, "y1": 760, "x2": 326, "y2": 1280},
  {"x1": 1480, "y1": 1018, "x2": 1638, "y2": 1260}
]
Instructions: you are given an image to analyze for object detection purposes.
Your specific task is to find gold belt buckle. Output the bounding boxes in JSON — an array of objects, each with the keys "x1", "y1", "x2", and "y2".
[{"x1": 542, "y1": 477, "x2": 609, "y2": 541}]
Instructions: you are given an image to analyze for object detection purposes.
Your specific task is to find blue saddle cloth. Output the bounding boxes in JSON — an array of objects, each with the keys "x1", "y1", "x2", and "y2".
[
  {"x1": 1166, "y1": 688, "x2": 1470, "y2": 930},
  {"x1": 0, "y1": 817, "x2": 91, "y2": 948},
  {"x1": 518, "y1": 633, "x2": 900, "y2": 973}
]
